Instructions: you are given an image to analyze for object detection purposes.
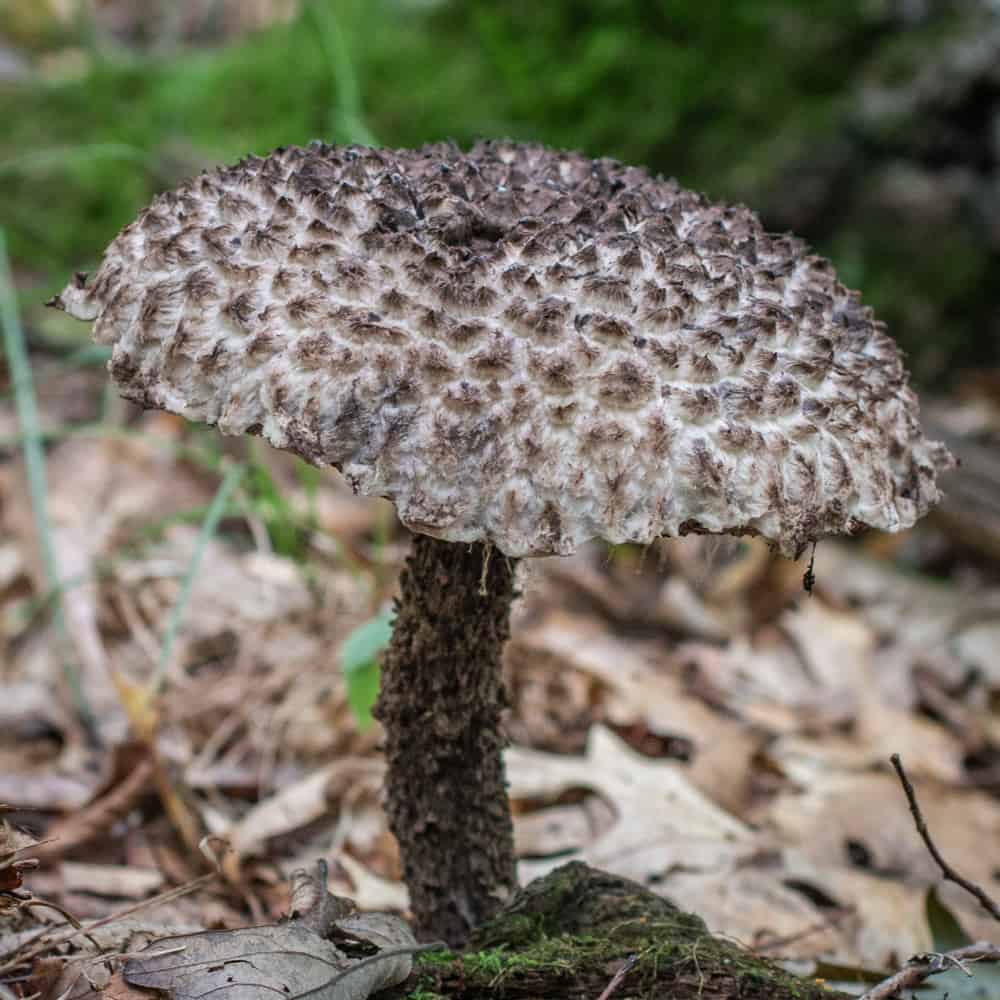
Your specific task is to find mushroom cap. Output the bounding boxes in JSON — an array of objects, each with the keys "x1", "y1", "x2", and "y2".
[{"x1": 53, "y1": 141, "x2": 953, "y2": 558}]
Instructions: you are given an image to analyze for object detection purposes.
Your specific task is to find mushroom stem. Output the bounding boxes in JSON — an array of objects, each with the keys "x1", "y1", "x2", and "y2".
[{"x1": 374, "y1": 534, "x2": 518, "y2": 944}]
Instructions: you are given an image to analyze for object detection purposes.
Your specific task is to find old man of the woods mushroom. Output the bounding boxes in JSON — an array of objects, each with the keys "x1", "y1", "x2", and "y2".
[{"x1": 52, "y1": 141, "x2": 953, "y2": 944}]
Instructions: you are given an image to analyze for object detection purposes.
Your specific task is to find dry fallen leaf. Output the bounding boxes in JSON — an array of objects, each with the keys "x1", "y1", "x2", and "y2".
[
  {"x1": 508, "y1": 724, "x2": 754, "y2": 887},
  {"x1": 780, "y1": 848, "x2": 932, "y2": 969},
  {"x1": 60, "y1": 863, "x2": 164, "y2": 900},
  {"x1": 656, "y1": 867, "x2": 849, "y2": 961},
  {"x1": 766, "y1": 770, "x2": 1000, "y2": 964},
  {"x1": 225, "y1": 760, "x2": 385, "y2": 869},
  {"x1": 0, "y1": 765, "x2": 97, "y2": 812},
  {"x1": 769, "y1": 771, "x2": 1000, "y2": 889},
  {"x1": 325, "y1": 855, "x2": 408, "y2": 915},
  {"x1": 124, "y1": 865, "x2": 420, "y2": 1000},
  {"x1": 0, "y1": 815, "x2": 38, "y2": 904},
  {"x1": 6, "y1": 432, "x2": 210, "y2": 746},
  {"x1": 514, "y1": 797, "x2": 616, "y2": 858},
  {"x1": 509, "y1": 612, "x2": 761, "y2": 812}
]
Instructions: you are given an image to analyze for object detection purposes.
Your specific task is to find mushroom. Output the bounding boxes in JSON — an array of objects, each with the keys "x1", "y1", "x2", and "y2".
[{"x1": 51, "y1": 140, "x2": 953, "y2": 944}]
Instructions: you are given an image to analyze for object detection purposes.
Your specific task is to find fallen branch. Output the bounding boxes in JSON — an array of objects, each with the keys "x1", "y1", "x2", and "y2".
[
  {"x1": 858, "y1": 755, "x2": 1000, "y2": 998},
  {"x1": 859, "y1": 942, "x2": 1000, "y2": 1000},
  {"x1": 889, "y1": 753, "x2": 1000, "y2": 923}
]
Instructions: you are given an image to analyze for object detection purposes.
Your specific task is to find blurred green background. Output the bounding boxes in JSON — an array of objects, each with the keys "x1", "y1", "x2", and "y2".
[{"x1": 1, "y1": 0, "x2": 998, "y2": 385}]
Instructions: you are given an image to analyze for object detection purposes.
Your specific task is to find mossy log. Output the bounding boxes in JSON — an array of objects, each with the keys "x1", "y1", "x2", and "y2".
[{"x1": 393, "y1": 862, "x2": 851, "y2": 1000}]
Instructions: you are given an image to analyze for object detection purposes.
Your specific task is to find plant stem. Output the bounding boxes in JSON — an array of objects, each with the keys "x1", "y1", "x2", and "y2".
[
  {"x1": 154, "y1": 462, "x2": 244, "y2": 693},
  {"x1": 0, "y1": 228, "x2": 95, "y2": 737}
]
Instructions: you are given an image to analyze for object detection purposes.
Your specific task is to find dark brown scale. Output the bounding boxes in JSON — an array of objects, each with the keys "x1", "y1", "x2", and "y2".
[
  {"x1": 199, "y1": 340, "x2": 232, "y2": 375},
  {"x1": 306, "y1": 219, "x2": 336, "y2": 240},
  {"x1": 225, "y1": 291, "x2": 259, "y2": 330},
  {"x1": 598, "y1": 359, "x2": 656, "y2": 407},
  {"x1": 218, "y1": 191, "x2": 256, "y2": 222},
  {"x1": 688, "y1": 353, "x2": 720, "y2": 383},
  {"x1": 578, "y1": 312, "x2": 633, "y2": 342},
  {"x1": 437, "y1": 279, "x2": 498, "y2": 311},
  {"x1": 293, "y1": 333, "x2": 335, "y2": 368},
  {"x1": 183, "y1": 268, "x2": 218, "y2": 303},
  {"x1": 139, "y1": 281, "x2": 178, "y2": 329},
  {"x1": 676, "y1": 387, "x2": 719, "y2": 423},
  {"x1": 571, "y1": 244, "x2": 599, "y2": 269},
  {"x1": 417, "y1": 344, "x2": 457, "y2": 377},
  {"x1": 530, "y1": 350, "x2": 577, "y2": 392},
  {"x1": 285, "y1": 295, "x2": 326, "y2": 323},
  {"x1": 200, "y1": 225, "x2": 238, "y2": 261},
  {"x1": 688, "y1": 439, "x2": 727, "y2": 496},
  {"x1": 582, "y1": 275, "x2": 632, "y2": 309},
  {"x1": 448, "y1": 320, "x2": 489, "y2": 347},
  {"x1": 379, "y1": 288, "x2": 413, "y2": 316}
]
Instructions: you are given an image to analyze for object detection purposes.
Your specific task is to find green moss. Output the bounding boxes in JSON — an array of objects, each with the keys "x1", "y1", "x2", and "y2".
[
  {"x1": 399, "y1": 864, "x2": 845, "y2": 999},
  {"x1": 411, "y1": 926, "x2": 839, "y2": 999}
]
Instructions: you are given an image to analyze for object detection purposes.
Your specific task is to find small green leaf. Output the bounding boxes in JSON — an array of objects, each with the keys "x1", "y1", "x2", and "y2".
[
  {"x1": 926, "y1": 887, "x2": 970, "y2": 952},
  {"x1": 345, "y1": 662, "x2": 381, "y2": 732},
  {"x1": 341, "y1": 609, "x2": 394, "y2": 674},
  {"x1": 243, "y1": 442, "x2": 309, "y2": 561},
  {"x1": 340, "y1": 609, "x2": 394, "y2": 729}
]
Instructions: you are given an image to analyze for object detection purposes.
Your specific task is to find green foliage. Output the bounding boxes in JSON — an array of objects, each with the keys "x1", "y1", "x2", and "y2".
[
  {"x1": 926, "y1": 887, "x2": 971, "y2": 953},
  {"x1": 242, "y1": 443, "x2": 312, "y2": 562},
  {"x1": 1, "y1": 0, "x2": 994, "y2": 381},
  {"x1": 0, "y1": 226, "x2": 91, "y2": 730},
  {"x1": 339, "y1": 607, "x2": 394, "y2": 729}
]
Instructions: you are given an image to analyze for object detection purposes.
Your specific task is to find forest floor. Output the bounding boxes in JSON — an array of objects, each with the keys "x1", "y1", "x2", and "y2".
[
  {"x1": 2, "y1": 332, "x2": 1000, "y2": 998},
  {"x1": 2, "y1": 6, "x2": 1000, "y2": 996}
]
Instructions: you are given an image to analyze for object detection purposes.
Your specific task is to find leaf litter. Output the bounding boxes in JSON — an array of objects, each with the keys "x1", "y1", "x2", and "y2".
[{"x1": 1, "y1": 357, "x2": 1000, "y2": 996}]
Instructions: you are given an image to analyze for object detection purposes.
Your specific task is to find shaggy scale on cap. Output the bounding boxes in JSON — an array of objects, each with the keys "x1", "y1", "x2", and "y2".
[{"x1": 53, "y1": 141, "x2": 952, "y2": 557}]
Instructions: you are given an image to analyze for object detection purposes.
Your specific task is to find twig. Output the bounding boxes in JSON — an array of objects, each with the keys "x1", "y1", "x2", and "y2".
[
  {"x1": 595, "y1": 953, "x2": 638, "y2": 1000},
  {"x1": 16, "y1": 899, "x2": 103, "y2": 954},
  {"x1": 36, "y1": 756, "x2": 156, "y2": 860},
  {"x1": 864, "y1": 755, "x2": 1000, "y2": 998},
  {"x1": 0, "y1": 872, "x2": 217, "y2": 973},
  {"x1": 890, "y1": 753, "x2": 1000, "y2": 922},
  {"x1": 859, "y1": 942, "x2": 1000, "y2": 999},
  {"x1": 752, "y1": 911, "x2": 848, "y2": 954}
]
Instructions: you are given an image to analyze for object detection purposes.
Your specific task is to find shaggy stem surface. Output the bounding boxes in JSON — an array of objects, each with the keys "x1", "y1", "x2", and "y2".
[{"x1": 374, "y1": 534, "x2": 518, "y2": 945}]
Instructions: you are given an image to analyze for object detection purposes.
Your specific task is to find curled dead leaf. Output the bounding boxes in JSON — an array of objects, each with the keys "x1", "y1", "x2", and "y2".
[{"x1": 123, "y1": 863, "x2": 425, "y2": 1000}]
